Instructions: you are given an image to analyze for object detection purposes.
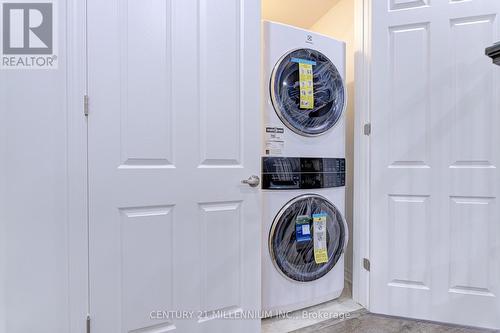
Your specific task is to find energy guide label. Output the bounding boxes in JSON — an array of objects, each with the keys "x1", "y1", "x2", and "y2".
[
  {"x1": 291, "y1": 57, "x2": 316, "y2": 109},
  {"x1": 313, "y1": 213, "x2": 328, "y2": 264}
]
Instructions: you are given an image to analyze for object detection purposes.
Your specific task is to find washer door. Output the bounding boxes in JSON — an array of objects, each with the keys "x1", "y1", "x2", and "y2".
[
  {"x1": 270, "y1": 48, "x2": 346, "y2": 136},
  {"x1": 269, "y1": 194, "x2": 347, "y2": 282}
]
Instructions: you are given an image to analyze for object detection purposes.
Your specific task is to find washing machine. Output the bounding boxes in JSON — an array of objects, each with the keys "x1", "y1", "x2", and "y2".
[
  {"x1": 263, "y1": 21, "x2": 346, "y2": 158},
  {"x1": 261, "y1": 156, "x2": 347, "y2": 315}
]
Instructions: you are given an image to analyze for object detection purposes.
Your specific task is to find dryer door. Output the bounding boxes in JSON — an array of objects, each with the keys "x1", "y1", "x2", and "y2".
[
  {"x1": 270, "y1": 48, "x2": 346, "y2": 136},
  {"x1": 269, "y1": 194, "x2": 347, "y2": 282}
]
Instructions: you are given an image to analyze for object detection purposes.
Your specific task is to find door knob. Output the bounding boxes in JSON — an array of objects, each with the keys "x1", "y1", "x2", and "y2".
[{"x1": 241, "y1": 175, "x2": 260, "y2": 187}]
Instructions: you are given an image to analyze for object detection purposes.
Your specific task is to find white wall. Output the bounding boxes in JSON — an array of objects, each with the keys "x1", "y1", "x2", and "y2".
[
  {"x1": 0, "y1": 1, "x2": 87, "y2": 332},
  {"x1": 309, "y1": 0, "x2": 355, "y2": 286}
]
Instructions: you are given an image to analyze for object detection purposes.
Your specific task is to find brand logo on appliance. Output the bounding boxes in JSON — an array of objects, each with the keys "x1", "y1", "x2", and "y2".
[
  {"x1": 1, "y1": 0, "x2": 57, "y2": 69},
  {"x1": 306, "y1": 34, "x2": 313, "y2": 44}
]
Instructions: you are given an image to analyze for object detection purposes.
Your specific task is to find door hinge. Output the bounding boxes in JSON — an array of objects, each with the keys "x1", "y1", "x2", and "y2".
[
  {"x1": 363, "y1": 258, "x2": 371, "y2": 271},
  {"x1": 86, "y1": 314, "x2": 91, "y2": 333},
  {"x1": 84, "y1": 95, "x2": 89, "y2": 116},
  {"x1": 363, "y1": 123, "x2": 371, "y2": 136}
]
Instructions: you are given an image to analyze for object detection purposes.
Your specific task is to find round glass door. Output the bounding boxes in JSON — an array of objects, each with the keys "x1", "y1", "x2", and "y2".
[
  {"x1": 269, "y1": 194, "x2": 347, "y2": 282},
  {"x1": 270, "y1": 48, "x2": 346, "y2": 136}
]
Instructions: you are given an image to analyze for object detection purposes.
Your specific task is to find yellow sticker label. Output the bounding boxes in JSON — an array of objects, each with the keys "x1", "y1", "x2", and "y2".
[
  {"x1": 313, "y1": 213, "x2": 328, "y2": 264},
  {"x1": 299, "y1": 62, "x2": 314, "y2": 109},
  {"x1": 314, "y1": 249, "x2": 328, "y2": 264}
]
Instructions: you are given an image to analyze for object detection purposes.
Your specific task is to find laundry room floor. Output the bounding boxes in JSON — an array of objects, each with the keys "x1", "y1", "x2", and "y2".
[
  {"x1": 261, "y1": 283, "x2": 499, "y2": 333},
  {"x1": 261, "y1": 283, "x2": 363, "y2": 333},
  {"x1": 290, "y1": 310, "x2": 499, "y2": 333}
]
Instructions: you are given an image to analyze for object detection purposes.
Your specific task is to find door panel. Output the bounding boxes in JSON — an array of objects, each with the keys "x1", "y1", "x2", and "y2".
[
  {"x1": 87, "y1": 0, "x2": 261, "y2": 332},
  {"x1": 199, "y1": 0, "x2": 243, "y2": 166},
  {"x1": 449, "y1": 197, "x2": 495, "y2": 297},
  {"x1": 119, "y1": 205, "x2": 175, "y2": 331},
  {"x1": 120, "y1": 0, "x2": 174, "y2": 167},
  {"x1": 450, "y1": 15, "x2": 496, "y2": 165},
  {"x1": 387, "y1": 195, "x2": 430, "y2": 291},
  {"x1": 388, "y1": 23, "x2": 430, "y2": 166},
  {"x1": 370, "y1": 0, "x2": 500, "y2": 329}
]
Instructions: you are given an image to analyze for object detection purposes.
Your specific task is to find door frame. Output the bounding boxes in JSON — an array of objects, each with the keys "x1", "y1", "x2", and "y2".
[
  {"x1": 67, "y1": 0, "x2": 89, "y2": 331},
  {"x1": 69, "y1": 0, "x2": 372, "y2": 328},
  {"x1": 352, "y1": 0, "x2": 371, "y2": 309}
]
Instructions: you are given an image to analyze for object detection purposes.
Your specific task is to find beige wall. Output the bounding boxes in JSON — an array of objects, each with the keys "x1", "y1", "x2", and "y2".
[
  {"x1": 263, "y1": 0, "x2": 355, "y2": 285},
  {"x1": 262, "y1": 0, "x2": 342, "y2": 29}
]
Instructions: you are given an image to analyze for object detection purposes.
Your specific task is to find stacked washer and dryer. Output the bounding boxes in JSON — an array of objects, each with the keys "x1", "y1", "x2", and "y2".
[{"x1": 261, "y1": 21, "x2": 348, "y2": 316}]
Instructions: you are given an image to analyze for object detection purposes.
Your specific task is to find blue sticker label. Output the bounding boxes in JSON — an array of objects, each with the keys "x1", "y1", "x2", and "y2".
[
  {"x1": 312, "y1": 212, "x2": 328, "y2": 219},
  {"x1": 296, "y1": 215, "x2": 312, "y2": 242},
  {"x1": 291, "y1": 57, "x2": 317, "y2": 66}
]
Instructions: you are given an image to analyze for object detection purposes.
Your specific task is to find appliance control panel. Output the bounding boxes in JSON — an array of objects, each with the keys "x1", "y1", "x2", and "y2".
[{"x1": 262, "y1": 157, "x2": 345, "y2": 190}]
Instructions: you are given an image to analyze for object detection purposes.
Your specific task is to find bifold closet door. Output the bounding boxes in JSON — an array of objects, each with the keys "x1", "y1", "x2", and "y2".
[
  {"x1": 87, "y1": 0, "x2": 261, "y2": 332},
  {"x1": 370, "y1": 0, "x2": 500, "y2": 329}
]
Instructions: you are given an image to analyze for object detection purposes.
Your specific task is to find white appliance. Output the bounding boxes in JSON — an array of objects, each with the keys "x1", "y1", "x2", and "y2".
[
  {"x1": 263, "y1": 21, "x2": 346, "y2": 158},
  {"x1": 261, "y1": 157, "x2": 347, "y2": 315},
  {"x1": 261, "y1": 22, "x2": 348, "y2": 316}
]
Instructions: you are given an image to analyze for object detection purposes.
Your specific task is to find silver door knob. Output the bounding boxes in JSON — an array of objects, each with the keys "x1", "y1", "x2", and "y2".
[{"x1": 241, "y1": 175, "x2": 260, "y2": 187}]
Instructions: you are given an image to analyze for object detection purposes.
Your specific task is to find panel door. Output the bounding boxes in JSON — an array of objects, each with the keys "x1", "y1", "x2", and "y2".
[
  {"x1": 370, "y1": 0, "x2": 500, "y2": 329},
  {"x1": 87, "y1": 0, "x2": 261, "y2": 332}
]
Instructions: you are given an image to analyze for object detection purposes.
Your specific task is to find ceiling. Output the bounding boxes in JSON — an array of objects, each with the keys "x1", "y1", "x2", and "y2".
[{"x1": 262, "y1": 0, "x2": 342, "y2": 29}]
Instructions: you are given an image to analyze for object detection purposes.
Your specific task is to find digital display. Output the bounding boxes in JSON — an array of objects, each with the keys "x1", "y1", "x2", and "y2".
[
  {"x1": 262, "y1": 157, "x2": 345, "y2": 190},
  {"x1": 300, "y1": 158, "x2": 322, "y2": 172}
]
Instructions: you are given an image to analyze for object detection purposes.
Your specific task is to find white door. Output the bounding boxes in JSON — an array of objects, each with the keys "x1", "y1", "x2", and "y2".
[
  {"x1": 87, "y1": 0, "x2": 261, "y2": 332},
  {"x1": 370, "y1": 0, "x2": 500, "y2": 329}
]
